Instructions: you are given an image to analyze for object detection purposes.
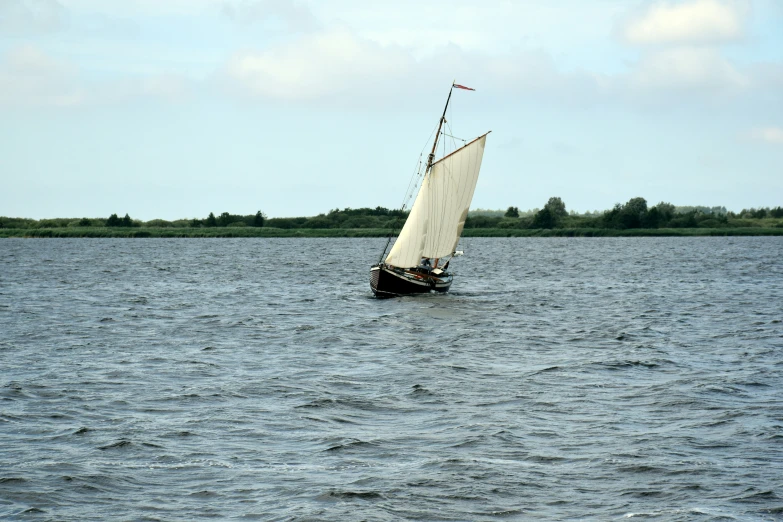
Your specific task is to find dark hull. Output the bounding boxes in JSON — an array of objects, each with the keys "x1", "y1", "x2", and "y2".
[{"x1": 370, "y1": 264, "x2": 453, "y2": 298}]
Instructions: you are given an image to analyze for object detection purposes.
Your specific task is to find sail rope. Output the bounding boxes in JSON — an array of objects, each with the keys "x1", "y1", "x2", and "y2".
[
  {"x1": 376, "y1": 120, "x2": 440, "y2": 264},
  {"x1": 379, "y1": 85, "x2": 477, "y2": 268},
  {"x1": 402, "y1": 123, "x2": 439, "y2": 210}
]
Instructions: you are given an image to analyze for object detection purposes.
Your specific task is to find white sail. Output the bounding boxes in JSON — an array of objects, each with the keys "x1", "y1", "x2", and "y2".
[{"x1": 385, "y1": 133, "x2": 488, "y2": 269}]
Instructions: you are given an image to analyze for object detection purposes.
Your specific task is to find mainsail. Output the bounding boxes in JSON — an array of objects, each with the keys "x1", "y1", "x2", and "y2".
[{"x1": 384, "y1": 132, "x2": 488, "y2": 269}]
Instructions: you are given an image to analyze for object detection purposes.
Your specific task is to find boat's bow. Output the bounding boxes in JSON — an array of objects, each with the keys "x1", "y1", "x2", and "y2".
[{"x1": 370, "y1": 263, "x2": 453, "y2": 297}]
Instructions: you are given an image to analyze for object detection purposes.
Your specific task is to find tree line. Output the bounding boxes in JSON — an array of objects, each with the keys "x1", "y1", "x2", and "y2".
[
  {"x1": 199, "y1": 211, "x2": 266, "y2": 228},
  {"x1": 477, "y1": 198, "x2": 783, "y2": 230},
  {"x1": 1, "y1": 201, "x2": 781, "y2": 230},
  {"x1": 0, "y1": 211, "x2": 267, "y2": 229}
]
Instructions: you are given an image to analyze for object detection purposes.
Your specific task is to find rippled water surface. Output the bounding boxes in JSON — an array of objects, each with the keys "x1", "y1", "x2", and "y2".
[{"x1": 1, "y1": 237, "x2": 782, "y2": 521}]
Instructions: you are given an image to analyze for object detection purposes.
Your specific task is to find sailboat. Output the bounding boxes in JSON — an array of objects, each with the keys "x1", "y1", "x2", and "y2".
[{"x1": 370, "y1": 82, "x2": 490, "y2": 298}]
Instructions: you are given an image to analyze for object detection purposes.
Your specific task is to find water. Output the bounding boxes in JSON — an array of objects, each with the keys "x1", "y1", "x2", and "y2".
[{"x1": 1, "y1": 237, "x2": 782, "y2": 521}]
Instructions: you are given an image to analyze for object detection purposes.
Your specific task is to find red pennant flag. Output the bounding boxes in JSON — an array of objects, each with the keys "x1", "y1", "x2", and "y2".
[{"x1": 452, "y1": 83, "x2": 475, "y2": 91}]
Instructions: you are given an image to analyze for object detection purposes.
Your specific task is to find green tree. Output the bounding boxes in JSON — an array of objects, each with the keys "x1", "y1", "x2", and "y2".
[
  {"x1": 106, "y1": 213, "x2": 121, "y2": 227},
  {"x1": 305, "y1": 216, "x2": 333, "y2": 228},
  {"x1": 531, "y1": 207, "x2": 555, "y2": 229},
  {"x1": 544, "y1": 197, "x2": 567, "y2": 219},
  {"x1": 253, "y1": 211, "x2": 266, "y2": 227},
  {"x1": 205, "y1": 212, "x2": 217, "y2": 227},
  {"x1": 603, "y1": 197, "x2": 648, "y2": 229},
  {"x1": 669, "y1": 211, "x2": 698, "y2": 228},
  {"x1": 504, "y1": 206, "x2": 520, "y2": 218},
  {"x1": 621, "y1": 197, "x2": 648, "y2": 228},
  {"x1": 643, "y1": 202, "x2": 675, "y2": 228},
  {"x1": 464, "y1": 215, "x2": 502, "y2": 228},
  {"x1": 655, "y1": 202, "x2": 675, "y2": 222},
  {"x1": 530, "y1": 197, "x2": 566, "y2": 228},
  {"x1": 217, "y1": 212, "x2": 232, "y2": 227},
  {"x1": 121, "y1": 213, "x2": 133, "y2": 227},
  {"x1": 78, "y1": 218, "x2": 92, "y2": 227}
]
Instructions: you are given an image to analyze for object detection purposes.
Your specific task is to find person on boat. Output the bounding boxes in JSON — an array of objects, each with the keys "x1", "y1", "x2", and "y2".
[{"x1": 420, "y1": 257, "x2": 431, "y2": 269}]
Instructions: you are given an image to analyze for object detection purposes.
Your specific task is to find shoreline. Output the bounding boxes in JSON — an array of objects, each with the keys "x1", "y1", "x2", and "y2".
[{"x1": 2, "y1": 227, "x2": 783, "y2": 238}]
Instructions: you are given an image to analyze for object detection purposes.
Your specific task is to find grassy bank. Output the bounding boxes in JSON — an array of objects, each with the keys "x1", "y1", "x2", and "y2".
[{"x1": 2, "y1": 227, "x2": 783, "y2": 238}]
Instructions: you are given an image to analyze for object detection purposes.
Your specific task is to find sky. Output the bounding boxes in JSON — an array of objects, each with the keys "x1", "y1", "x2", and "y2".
[{"x1": 1, "y1": 0, "x2": 781, "y2": 220}]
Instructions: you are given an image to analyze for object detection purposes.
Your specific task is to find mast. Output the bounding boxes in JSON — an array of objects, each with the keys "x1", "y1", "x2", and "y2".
[
  {"x1": 377, "y1": 83, "x2": 456, "y2": 265},
  {"x1": 427, "y1": 83, "x2": 455, "y2": 172}
]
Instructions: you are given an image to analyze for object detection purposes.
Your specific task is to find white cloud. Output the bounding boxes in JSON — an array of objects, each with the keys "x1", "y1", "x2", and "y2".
[
  {"x1": 60, "y1": 0, "x2": 214, "y2": 17},
  {"x1": 0, "y1": 45, "x2": 84, "y2": 106},
  {"x1": 101, "y1": 74, "x2": 191, "y2": 102},
  {"x1": 627, "y1": 46, "x2": 748, "y2": 93},
  {"x1": 220, "y1": 27, "x2": 762, "y2": 107},
  {"x1": 314, "y1": 1, "x2": 631, "y2": 60},
  {"x1": 219, "y1": 26, "x2": 775, "y2": 109},
  {"x1": 218, "y1": 15, "x2": 622, "y2": 107},
  {"x1": 5, "y1": 1, "x2": 775, "y2": 111},
  {"x1": 221, "y1": 0, "x2": 317, "y2": 32},
  {"x1": 0, "y1": 0, "x2": 68, "y2": 34},
  {"x1": 139, "y1": 74, "x2": 188, "y2": 99},
  {"x1": 0, "y1": 45, "x2": 191, "y2": 107},
  {"x1": 749, "y1": 62, "x2": 783, "y2": 93},
  {"x1": 748, "y1": 127, "x2": 783, "y2": 145},
  {"x1": 223, "y1": 29, "x2": 414, "y2": 101},
  {"x1": 623, "y1": 0, "x2": 745, "y2": 45}
]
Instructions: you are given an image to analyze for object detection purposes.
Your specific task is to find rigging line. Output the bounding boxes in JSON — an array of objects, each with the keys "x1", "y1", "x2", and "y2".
[
  {"x1": 441, "y1": 131, "x2": 466, "y2": 143},
  {"x1": 449, "y1": 94, "x2": 455, "y2": 151},
  {"x1": 401, "y1": 121, "x2": 438, "y2": 211},
  {"x1": 378, "y1": 120, "x2": 440, "y2": 264},
  {"x1": 445, "y1": 110, "x2": 464, "y2": 150},
  {"x1": 444, "y1": 120, "x2": 463, "y2": 157},
  {"x1": 448, "y1": 95, "x2": 462, "y2": 155},
  {"x1": 384, "y1": 83, "x2": 457, "y2": 266}
]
